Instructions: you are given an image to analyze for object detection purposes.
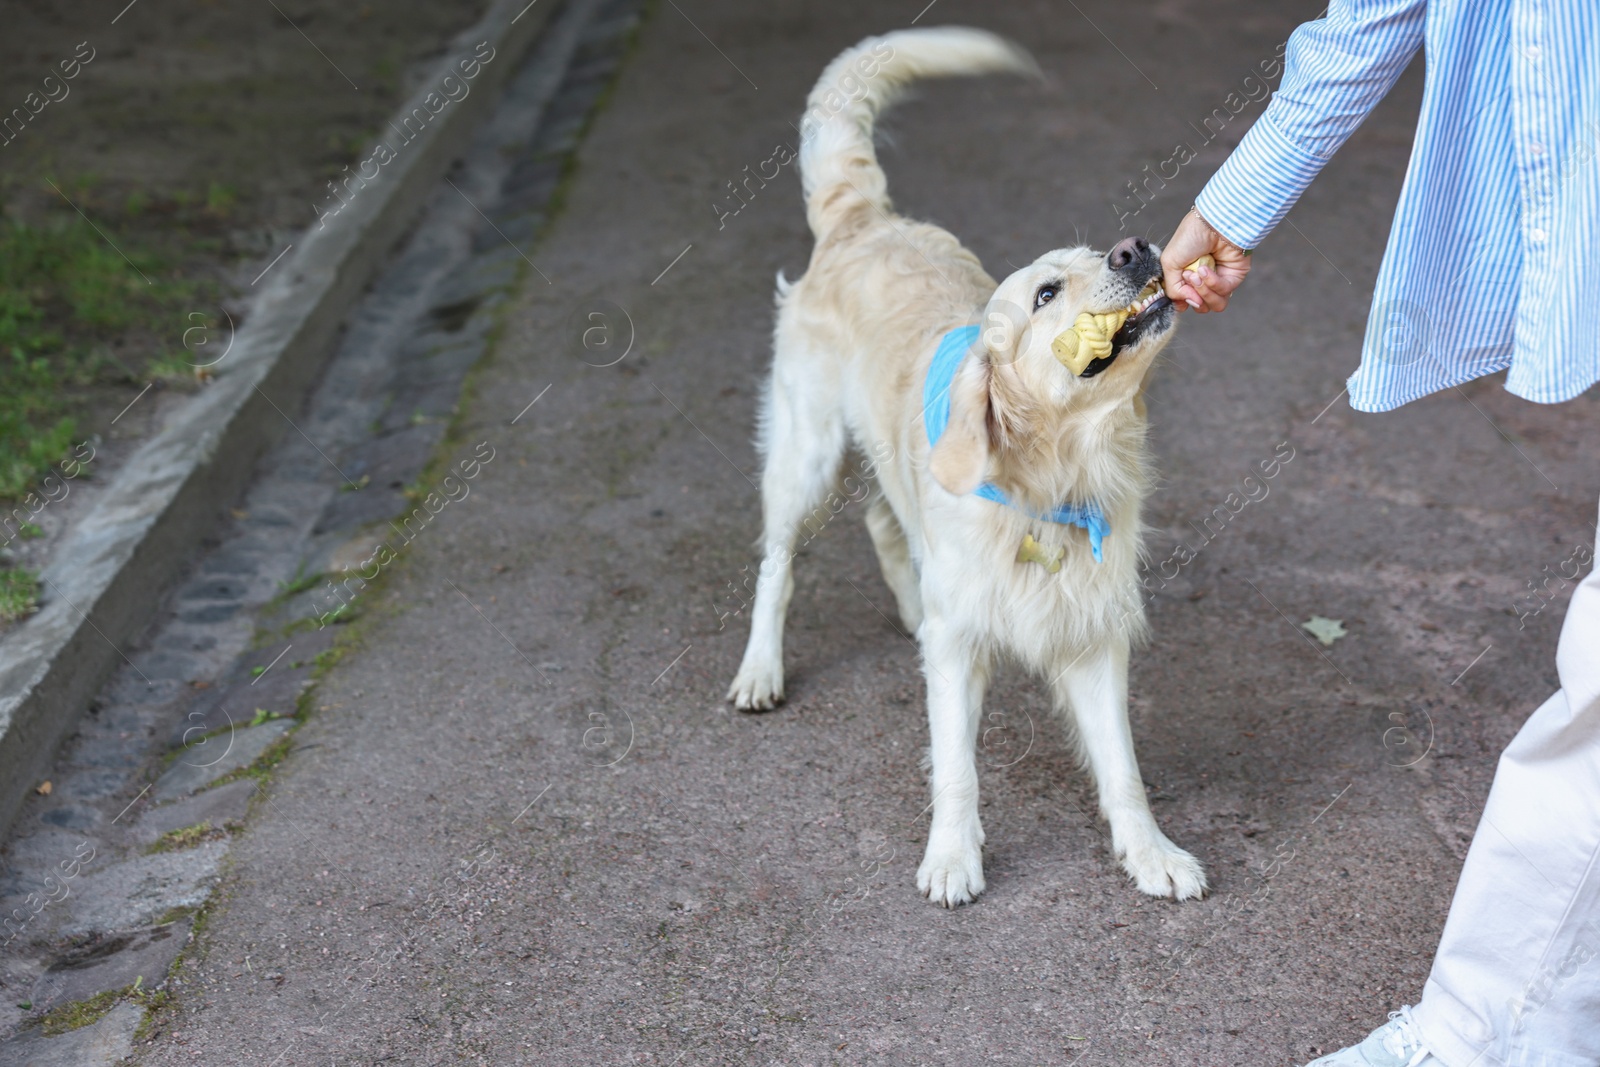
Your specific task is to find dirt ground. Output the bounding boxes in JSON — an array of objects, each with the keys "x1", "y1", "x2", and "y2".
[{"x1": 2, "y1": 0, "x2": 495, "y2": 229}]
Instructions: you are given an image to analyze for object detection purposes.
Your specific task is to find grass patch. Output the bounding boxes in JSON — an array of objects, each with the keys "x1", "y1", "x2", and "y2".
[
  {"x1": 0, "y1": 206, "x2": 205, "y2": 500},
  {"x1": 133, "y1": 898, "x2": 217, "y2": 1042},
  {"x1": 204, "y1": 729, "x2": 297, "y2": 791},
  {"x1": 0, "y1": 568, "x2": 40, "y2": 622},
  {"x1": 37, "y1": 987, "x2": 122, "y2": 1036},
  {"x1": 145, "y1": 821, "x2": 221, "y2": 854},
  {"x1": 129, "y1": 988, "x2": 173, "y2": 1041},
  {"x1": 159, "y1": 722, "x2": 235, "y2": 772},
  {"x1": 36, "y1": 976, "x2": 179, "y2": 1039},
  {"x1": 281, "y1": 596, "x2": 355, "y2": 635},
  {"x1": 275, "y1": 562, "x2": 321, "y2": 598}
]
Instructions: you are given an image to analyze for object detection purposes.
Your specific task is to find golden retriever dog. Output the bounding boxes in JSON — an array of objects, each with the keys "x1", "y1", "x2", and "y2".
[{"x1": 727, "y1": 27, "x2": 1206, "y2": 906}]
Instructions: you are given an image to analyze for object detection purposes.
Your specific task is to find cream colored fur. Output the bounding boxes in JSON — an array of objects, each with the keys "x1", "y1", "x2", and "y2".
[{"x1": 727, "y1": 27, "x2": 1206, "y2": 905}]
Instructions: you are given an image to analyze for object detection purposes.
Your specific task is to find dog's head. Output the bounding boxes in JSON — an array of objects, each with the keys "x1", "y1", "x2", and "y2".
[{"x1": 930, "y1": 236, "x2": 1176, "y2": 497}]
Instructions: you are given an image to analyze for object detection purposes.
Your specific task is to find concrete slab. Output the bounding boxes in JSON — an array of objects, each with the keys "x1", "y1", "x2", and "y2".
[
  {"x1": 150, "y1": 721, "x2": 294, "y2": 802},
  {"x1": 29, "y1": 920, "x2": 192, "y2": 1012},
  {"x1": 130, "y1": 781, "x2": 256, "y2": 847},
  {"x1": 0, "y1": 1002, "x2": 143, "y2": 1067},
  {"x1": 167, "y1": 668, "x2": 310, "y2": 749},
  {"x1": 51, "y1": 842, "x2": 227, "y2": 939}
]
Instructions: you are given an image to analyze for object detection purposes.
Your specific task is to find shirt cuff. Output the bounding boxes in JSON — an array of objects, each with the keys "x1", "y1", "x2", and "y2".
[{"x1": 1194, "y1": 109, "x2": 1331, "y2": 250}]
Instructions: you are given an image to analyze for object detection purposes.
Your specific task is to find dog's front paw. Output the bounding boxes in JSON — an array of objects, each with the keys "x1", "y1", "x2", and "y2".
[
  {"x1": 916, "y1": 835, "x2": 985, "y2": 908},
  {"x1": 1119, "y1": 833, "x2": 1207, "y2": 901},
  {"x1": 727, "y1": 660, "x2": 784, "y2": 712}
]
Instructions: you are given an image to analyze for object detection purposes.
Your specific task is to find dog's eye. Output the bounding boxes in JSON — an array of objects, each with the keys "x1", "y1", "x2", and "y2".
[{"x1": 1034, "y1": 284, "x2": 1059, "y2": 310}]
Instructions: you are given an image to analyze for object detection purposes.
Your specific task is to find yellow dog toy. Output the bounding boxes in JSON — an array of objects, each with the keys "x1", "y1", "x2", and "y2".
[
  {"x1": 1050, "y1": 255, "x2": 1213, "y2": 376},
  {"x1": 1016, "y1": 533, "x2": 1064, "y2": 573}
]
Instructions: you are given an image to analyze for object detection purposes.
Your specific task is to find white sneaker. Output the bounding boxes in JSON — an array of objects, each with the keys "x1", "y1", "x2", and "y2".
[{"x1": 1305, "y1": 1007, "x2": 1446, "y2": 1067}]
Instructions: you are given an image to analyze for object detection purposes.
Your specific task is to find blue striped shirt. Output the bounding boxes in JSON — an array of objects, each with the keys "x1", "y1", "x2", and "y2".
[{"x1": 1195, "y1": 0, "x2": 1600, "y2": 412}]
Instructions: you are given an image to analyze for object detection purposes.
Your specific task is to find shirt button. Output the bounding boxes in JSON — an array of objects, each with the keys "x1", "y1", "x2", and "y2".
[
  {"x1": 1524, "y1": 44, "x2": 1541, "y2": 60},
  {"x1": 1529, "y1": 227, "x2": 1548, "y2": 242},
  {"x1": 1530, "y1": 142, "x2": 1544, "y2": 155}
]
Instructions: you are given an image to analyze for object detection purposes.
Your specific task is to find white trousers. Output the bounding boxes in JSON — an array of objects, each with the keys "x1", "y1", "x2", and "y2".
[{"x1": 1414, "y1": 503, "x2": 1600, "y2": 1067}]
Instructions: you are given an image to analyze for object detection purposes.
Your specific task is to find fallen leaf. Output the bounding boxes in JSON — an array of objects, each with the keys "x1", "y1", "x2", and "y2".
[
  {"x1": 35, "y1": 781, "x2": 51, "y2": 796},
  {"x1": 1301, "y1": 616, "x2": 1347, "y2": 646}
]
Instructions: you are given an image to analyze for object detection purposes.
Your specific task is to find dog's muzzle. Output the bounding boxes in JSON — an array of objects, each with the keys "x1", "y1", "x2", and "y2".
[
  {"x1": 1050, "y1": 254, "x2": 1208, "y2": 377},
  {"x1": 1050, "y1": 280, "x2": 1165, "y2": 375}
]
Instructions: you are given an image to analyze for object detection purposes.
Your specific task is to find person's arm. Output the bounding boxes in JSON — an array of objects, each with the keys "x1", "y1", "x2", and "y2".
[{"x1": 1163, "y1": 0, "x2": 1427, "y2": 312}]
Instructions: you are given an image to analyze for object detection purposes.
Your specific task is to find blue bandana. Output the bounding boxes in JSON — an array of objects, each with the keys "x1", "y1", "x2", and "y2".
[{"x1": 923, "y1": 324, "x2": 1111, "y2": 563}]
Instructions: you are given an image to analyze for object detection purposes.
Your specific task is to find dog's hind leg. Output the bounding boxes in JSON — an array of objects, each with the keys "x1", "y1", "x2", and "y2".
[
  {"x1": 726, "y1": 353, "x2": 847, "y2": 711},
  {"x1": 915, "y1": 615, "x2": 989, "y2": 907},
  {"x1": 1054, "y1": 638, "x2": 1207, "y2": 901},
  {"x1": 865, "y1": 496, "x2": 922, "y2": 632}
]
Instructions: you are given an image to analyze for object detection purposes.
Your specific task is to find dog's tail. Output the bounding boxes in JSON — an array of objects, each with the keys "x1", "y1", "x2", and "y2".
[{"x1": 798, "y1": 28, "x2": 1037, "y2": 239}]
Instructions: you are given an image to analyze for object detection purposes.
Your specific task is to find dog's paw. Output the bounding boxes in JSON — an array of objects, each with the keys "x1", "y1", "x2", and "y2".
[
  {"x1": 1119, "y1": 834, "x2": 1208, "y2": 901},
  {"x1": 916, "y1": 838, "x2": 985, "y2": 908},
  {"x1": 726, "y1": 661, "x2": 784, "y2": 712}
]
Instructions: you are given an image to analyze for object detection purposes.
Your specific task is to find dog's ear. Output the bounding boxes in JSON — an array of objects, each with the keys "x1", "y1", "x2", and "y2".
[{"x1": 930, "y1": 354, "x2": 992, "y2": 495}]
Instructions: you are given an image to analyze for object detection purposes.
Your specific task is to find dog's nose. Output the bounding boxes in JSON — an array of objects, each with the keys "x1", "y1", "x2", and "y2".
[{"x1": 1107, "y1": 236, "x2": 1151, "y2": 271}]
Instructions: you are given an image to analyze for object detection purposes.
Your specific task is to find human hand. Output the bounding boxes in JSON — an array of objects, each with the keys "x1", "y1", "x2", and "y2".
[{"x1": 1161, "y1": 207, "x2": 1252, "y2": 313}]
